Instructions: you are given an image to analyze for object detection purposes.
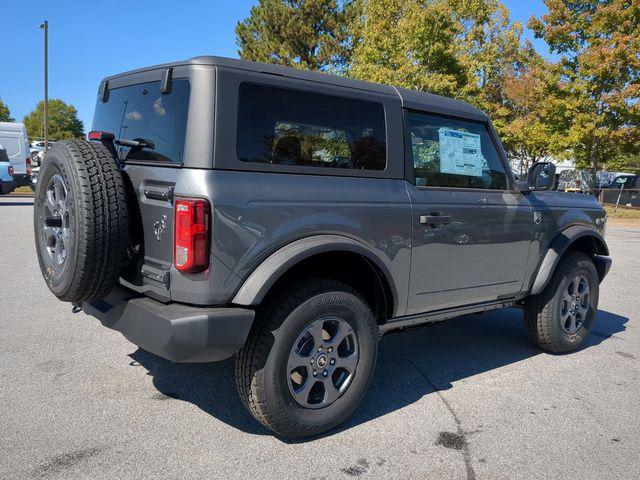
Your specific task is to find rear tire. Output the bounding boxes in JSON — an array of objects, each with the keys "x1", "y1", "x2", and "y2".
[
  {"x1": 0, "y1": 181, "x2": 13, "y2": 195},
  {"x1": 235, "y1": 278, "x2": 378, "y2": 438},
  {"x1": 33, "y1": 140, "x2": 128, "y2": 303},
  {"x1": 524, "y1": 251, "x2": 599, "y2": 353}
]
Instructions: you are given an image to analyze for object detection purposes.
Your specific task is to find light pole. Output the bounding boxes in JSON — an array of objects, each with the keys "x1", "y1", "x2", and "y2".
[{"x1": 39, "y1": 21, "x2": 48, "y2": 151}]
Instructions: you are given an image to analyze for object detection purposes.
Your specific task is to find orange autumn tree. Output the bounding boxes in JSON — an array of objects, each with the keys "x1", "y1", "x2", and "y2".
[
  {"x1": 529, "y1": 0, "x2": 640, "y2": 183},
  {"x1": 494, "y1": 61, "x2": 567, "y2": 177}
]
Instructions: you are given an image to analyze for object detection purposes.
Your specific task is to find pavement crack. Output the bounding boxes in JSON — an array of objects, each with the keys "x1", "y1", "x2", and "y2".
[
  {"x1": 31, "y1": 446, "x2": 105, "y2": 478},
  {"x1": 591, "y1": 330, "x2": 625, "y2": 340},
  {"x1": 615, "y1": 351, "x2": 636, "y2": 360},
  {"x1": 410, "y1": 360, "x2": 477, "y2": 480}
]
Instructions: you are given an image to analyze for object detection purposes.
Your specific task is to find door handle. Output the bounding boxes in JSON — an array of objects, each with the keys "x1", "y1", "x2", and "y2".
[{"x1": 419, "y1": 212, "x2": 452, "y2": 226}]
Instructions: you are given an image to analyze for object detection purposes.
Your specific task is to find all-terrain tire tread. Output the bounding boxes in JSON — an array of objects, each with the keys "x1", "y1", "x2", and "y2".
[
  {"x1": 38, "y1": 140, "x2": 128, "y2": 303},
  {"x1": 234, "y1": 278, "x2": 364, "y2": 436},
  {"x1": 524, "y1": 251, "x2": 593, "y2": 352}
]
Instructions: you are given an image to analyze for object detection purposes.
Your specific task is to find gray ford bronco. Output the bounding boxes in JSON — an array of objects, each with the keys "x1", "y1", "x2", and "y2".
[{"x1": 34, "y1": 56, "x2": 611, "y2": 438}]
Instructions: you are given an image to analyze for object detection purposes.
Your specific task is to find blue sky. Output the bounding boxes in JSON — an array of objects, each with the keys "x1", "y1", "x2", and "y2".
[{"x1": 0, "y1": 0, "x2": 551, "y2": 133}]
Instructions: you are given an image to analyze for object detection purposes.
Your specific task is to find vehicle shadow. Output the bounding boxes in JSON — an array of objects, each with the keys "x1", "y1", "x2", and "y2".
[{"x1": 129, "y1": 308, "x2": 628, "y2": 439}]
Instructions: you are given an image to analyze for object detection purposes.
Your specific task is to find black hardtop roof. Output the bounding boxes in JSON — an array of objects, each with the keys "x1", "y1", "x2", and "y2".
[{"x1": 104, "y1": 56, "x2": 487, "y2": 121}]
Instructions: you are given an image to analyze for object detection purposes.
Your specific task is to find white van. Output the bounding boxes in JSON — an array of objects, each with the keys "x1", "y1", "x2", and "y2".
[{"x1": 0, "y1": 122, "x2": 31, "y2": 187}]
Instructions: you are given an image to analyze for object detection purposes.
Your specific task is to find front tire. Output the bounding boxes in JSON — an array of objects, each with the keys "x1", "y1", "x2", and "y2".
[
  {"x1": 235, "y1": 279, "x2": 378, "y2": 438},
  {"x1": 524, "y1": 251, "x2": 599, "y2": 353}
]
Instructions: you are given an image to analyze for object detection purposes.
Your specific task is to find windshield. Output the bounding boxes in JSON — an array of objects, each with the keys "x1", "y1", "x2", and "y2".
[{"x1": 92, "y1": 79, "x2": 190, "y2": 164}]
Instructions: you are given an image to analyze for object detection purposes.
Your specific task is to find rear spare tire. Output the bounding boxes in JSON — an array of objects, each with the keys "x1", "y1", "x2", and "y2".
[{"x1": 34, "y1": 140, "x2": 128, "y2": 303}]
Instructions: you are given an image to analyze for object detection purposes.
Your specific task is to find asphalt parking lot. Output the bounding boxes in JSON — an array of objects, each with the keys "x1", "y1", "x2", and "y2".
[{"x1": 1, "y1": 195, "x2": 638, "y2": 480}]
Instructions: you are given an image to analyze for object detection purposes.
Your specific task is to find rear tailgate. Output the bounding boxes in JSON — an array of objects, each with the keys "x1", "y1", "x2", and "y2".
[{"x1": 91, "y1": 77, "x2": 190, "y2": 300}]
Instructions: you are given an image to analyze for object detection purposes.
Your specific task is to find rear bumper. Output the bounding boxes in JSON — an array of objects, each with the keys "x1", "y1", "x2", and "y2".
[
  {"x1": 1, "y1": 180, "x2": 16, "y2": 192},
  {"x1": 83, "y1": 287, "x2": 255, "y2": 363},
  {"x1": 13, "y1": 173, "x2": 31, "y2": 187}
]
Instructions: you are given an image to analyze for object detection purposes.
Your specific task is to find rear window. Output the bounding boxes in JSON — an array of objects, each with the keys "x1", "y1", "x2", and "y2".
[
  {"x1": 0, "y1": 137, "x2": 21, "y2": 157},
  {"x1": 237, "y1": 83, "x2": 387, "y2": 171},
  {"x1": 92, "y1": 79, "x2": 190, "y2": 164}
]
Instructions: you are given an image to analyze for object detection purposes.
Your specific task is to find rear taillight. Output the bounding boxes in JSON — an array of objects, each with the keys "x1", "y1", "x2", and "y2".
[
  {"x1": 26, "y1": 157, "x2": 31, "y2": 176},
  {"x1": 174, "y1": 198, "x2": 211, "y2": 274},
  {"x1": 8, "y1": 165, "x2": 14, "y2": 177}
]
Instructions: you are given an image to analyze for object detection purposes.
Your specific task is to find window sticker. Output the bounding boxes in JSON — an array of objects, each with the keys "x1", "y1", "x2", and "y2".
[{"x1": 438, "y1": 128, "x2": 483, "y2": 177}]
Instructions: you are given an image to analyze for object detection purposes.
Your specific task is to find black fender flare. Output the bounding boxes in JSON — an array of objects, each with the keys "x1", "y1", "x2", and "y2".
[
  {"x1": 530, "y1": 225, "x2": 610, "y2": 295},
  {"x1": 231, "y1": 234, "x2": 398, "y2": 310}
]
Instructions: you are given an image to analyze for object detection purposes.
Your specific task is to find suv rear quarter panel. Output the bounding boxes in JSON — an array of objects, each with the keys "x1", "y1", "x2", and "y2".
[{"x1": 174, "y1": 169, "x2": 413, "y2": 317}]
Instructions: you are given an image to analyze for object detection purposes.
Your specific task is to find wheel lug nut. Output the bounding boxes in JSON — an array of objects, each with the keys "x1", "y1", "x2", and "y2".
[
  {"x1": 323, "y1": 370, "x2": 328, "y2": 377},
  {"x1": 330, "y1": 359, "x2": 335, "y2": 365},
  {"x1": 313, "y1": 370, "x2": 317, "y2": 376},
  {"x1": 317, "y1": 347, "x2": 322, "y2": 352},
  {"x1": 327, "y1": 347, "x2": 333, "y2": 353},
  {"x1": 310, "y1": 358, "x2": 314, "y2": 364}
]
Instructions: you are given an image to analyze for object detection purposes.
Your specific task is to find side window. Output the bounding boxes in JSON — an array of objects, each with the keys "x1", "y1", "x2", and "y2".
[
  {"x1": 613, "y1": 177, "x2": 627, "y2": 187},
  {"x1": 237, "y1": 83, "x2": 387, "y2": 171},
  {"x1": 408, "y1": 111, "x2": 508, "y2": 190}
]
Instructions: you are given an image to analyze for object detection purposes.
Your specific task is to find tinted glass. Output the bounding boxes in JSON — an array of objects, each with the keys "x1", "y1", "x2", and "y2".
[
  {"x1": 612, "y1": 176, "x2": 637, "y2": 188},
  {"x1": 237, "y1": 83, "x2": 387, "y2": 170},
  {"x1": 0, "y1": 137, "x2": 21, "y2": 157},
  {"x1": 408, "y1": 111, "x2": 508, "y2": 190},
  {"x1": 612, "y1": 177, "x2": 625, "y2": 187},
  {"x1": 92, "y1": 80, "x2": 190, "y2": 164}
]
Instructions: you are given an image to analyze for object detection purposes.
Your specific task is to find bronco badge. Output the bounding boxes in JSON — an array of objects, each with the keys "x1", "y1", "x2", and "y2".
[
  {"x1": 533, "y1": 211, "x2": 542, "y2": 225},
  {"x1": 153, "y1": 215, "x2": 167, "y2": 241}
]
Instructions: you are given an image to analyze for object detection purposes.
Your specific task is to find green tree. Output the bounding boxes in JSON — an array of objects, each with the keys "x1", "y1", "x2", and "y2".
[
  {"x1": 23, "y1": 99, "x2": 84, "y2": 140},
  {"x1": 348, "y1": 0, "x2": 541, "y2": 162},
  {"x1": 348, "y1": 0, "x2": 530, "y2": 102},
  {"x1": 528, "y1": 0, "x2": 640, "y2": 185},
  {"x1": 236, "y1": 0, "x2": 352, "y2": 71},
  {"x1": 0, "y1": 97, "x2": 15, "y2": 122},
  {"x1": 606, "y1": 154, "x2": 640, "y2": 174}
]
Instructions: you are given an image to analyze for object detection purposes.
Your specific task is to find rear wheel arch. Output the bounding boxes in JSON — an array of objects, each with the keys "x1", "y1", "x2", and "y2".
[
  {"x1": 231, "y1": 236, "x2": 397, "y2": 323},
  {"x1": 530, "y1": 225, "x2": 609, "y2": 295}
]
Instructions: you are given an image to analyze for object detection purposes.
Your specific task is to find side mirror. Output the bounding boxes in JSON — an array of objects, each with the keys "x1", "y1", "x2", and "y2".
[{"x1": 526, "y1": 162, "x2": 556, "y2": 192}]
